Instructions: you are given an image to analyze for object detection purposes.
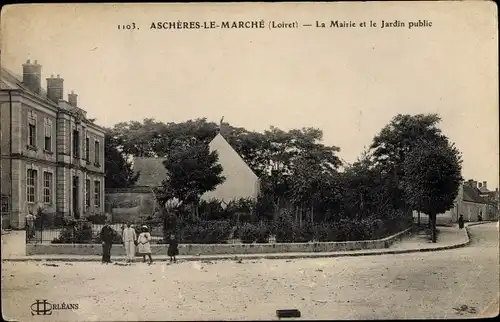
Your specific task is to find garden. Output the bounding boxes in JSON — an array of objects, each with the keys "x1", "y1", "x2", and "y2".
[{"x1": 37, "y1": 113, "x2": 461, "y2": 246}]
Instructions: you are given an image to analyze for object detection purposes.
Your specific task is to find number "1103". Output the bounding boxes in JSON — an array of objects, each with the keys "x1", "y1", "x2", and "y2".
[{"x1": 118, "y1": 23, "x2": 137, "y2": 30}]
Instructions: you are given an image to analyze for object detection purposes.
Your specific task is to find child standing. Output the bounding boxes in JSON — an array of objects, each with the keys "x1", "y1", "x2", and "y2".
[
  {"x1": 167, "y1": 234, "x2": 179, "y2": 263},
  {"x1": 138, "y1": 225, "x2": 153, "y2": 264}
]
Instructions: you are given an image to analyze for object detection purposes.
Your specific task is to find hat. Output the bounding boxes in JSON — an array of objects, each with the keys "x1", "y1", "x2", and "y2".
[{"x1": 142, "y1": 225, "x2": 148, "y2": 229}]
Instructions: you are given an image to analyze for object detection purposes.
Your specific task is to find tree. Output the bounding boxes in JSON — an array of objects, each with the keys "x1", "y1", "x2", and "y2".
[
  {"x1": 401, "y1": 140, "x2": 462, "y2": 243},
  {"x1": 154, "y1": 143, "x2": 226, "y2": 218},
  {"x1": 340, "y1": 154, "x2": 396, "y2": 221},
  {"x1": 369, "y1": 114, "x2": 450, "y2": 214},
  {"x1": 104, "y1": 133, "x2": 139, "y2": 189}
]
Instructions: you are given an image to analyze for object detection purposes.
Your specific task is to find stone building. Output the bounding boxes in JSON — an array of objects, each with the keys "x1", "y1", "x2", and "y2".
[
  {"x1": 0, "y1": 60, "x2": 106, "y2": 229},
  {"x1": 413, "y1": 179, "x2": 499, "y2": 224}
]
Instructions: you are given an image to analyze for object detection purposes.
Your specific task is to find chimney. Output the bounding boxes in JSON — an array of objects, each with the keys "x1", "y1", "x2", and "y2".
[
  {"x1": 483, "y1": 181, "x2": 487, "y2": 190},
  {"x1": 22, "y1": 59, "x2": 42, "y2": 94},
  {"x1": 46, "y1": 74, "x2": 64, "y2": 103},
  {"x1": 68, "y1": 90, "x2": 78, "y2": 107}
]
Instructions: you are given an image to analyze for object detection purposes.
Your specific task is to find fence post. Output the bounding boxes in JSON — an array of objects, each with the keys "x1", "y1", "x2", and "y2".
[{"x1": 39, "y1": 214, "x2": 43, "y2": 244}]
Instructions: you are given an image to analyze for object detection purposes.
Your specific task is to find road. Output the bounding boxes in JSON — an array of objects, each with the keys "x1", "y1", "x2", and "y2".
[{"x1": 2, "y1": 222, "x2": 498, "y2": 321}]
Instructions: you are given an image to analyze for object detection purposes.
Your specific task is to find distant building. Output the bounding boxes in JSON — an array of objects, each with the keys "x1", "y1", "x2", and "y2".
[
  {"x1": 448, "y1": 179, "x2": 499, "y2": 222},
  {"x1": 0, "y1": 60, "x2": 106, "y2": 229},
  {"x1": 131, "y1": 133, "x2": 260, "y2": 203},
  {"x1": 413, "y1": 179, "x2": 499, "y2": 224}
]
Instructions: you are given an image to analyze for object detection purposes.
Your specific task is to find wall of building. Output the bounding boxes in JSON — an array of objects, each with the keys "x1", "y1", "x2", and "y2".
[
  {"x1": 105, "y1": 189, "x2": 157, "y2": 223},
  {"x1": 2, "y1": 95, "x2": 105, "y2": 228},
  {"x1": 459, "y1": 201, "x2": 487, "y2": 222},
  {"x1": 201, "y1": 134, "x2": 260, "y2": 203}
]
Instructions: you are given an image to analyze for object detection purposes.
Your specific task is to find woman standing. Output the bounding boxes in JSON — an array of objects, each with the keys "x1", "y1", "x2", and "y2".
[
  {"x1": 138, "y1": 225, "x2": 153, "y2": 264},
  {"x1": 122, "y1": 223, "x2": 137, "y2": 263}
]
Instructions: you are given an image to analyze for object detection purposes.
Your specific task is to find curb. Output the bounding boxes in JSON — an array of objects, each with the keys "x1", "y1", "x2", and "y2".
[
  {"x1": 466, "y1": 221, "x2": 497, "y2": 227},
  {"x1": 4, "y1": 225, "x2": 475, "y2": 263},
  {"x1": 4, "y1": 228, "x2": 471, "y2": 263}
]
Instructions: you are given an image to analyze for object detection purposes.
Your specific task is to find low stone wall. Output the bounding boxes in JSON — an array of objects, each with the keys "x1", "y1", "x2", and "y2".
[{"x1": 26, "y1": 226, "x2": 414, "y2": 256}]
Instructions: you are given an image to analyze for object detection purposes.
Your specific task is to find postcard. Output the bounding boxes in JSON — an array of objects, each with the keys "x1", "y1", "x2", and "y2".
[{"x1": 1, "y1": 2, "x2": 498, "y2": 321}]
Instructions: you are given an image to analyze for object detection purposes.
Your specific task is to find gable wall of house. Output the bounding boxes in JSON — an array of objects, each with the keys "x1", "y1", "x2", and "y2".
[{"x1": 201, "y1": 134, "x2": 260, "y2": 203}]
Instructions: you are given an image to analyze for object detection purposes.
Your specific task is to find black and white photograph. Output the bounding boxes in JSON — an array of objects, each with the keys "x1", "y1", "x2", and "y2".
[{"x1": 0, "y1": 2, "x2": 498, "y2": 321}]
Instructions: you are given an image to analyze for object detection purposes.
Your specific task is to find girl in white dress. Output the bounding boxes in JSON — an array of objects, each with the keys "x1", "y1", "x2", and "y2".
[{"x1": 137, "y1": 225, "x2": 153, "y2": 264}]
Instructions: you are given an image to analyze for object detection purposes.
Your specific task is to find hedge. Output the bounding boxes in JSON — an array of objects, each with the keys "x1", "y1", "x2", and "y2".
[
  {"x1": 51, "y1": 222, "x2": 93, "y2": 244},
  {"x1": 238, "y1": 222, "x2": 271, "y2": 243},
  {"x1": 180, "y1": 220, "x2": 232, "y2": 244}
]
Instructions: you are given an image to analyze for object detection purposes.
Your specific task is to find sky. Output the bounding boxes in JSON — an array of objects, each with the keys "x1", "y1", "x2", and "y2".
[{"x1": 1, "y1": 2, "x2": 498, "y2": 189}]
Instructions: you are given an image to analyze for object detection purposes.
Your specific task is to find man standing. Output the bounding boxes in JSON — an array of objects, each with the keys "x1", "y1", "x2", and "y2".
[
  {"x1": 100, "y1": 221, "x2": 114, "y2": 263},
  {"x1": 122, "y1": 223, "x2": 137, "y2": 263}
]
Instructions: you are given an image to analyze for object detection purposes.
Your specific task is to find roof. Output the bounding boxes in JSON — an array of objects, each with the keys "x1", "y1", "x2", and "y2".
[
  {"x1": 132, "y1": 134, "x2": 259, "y2": 189},
  {"x1": 1, "y1": 66, "x2": 106, "y2": 132},
  {"x1": 132, "y1": 157, "x2": 168, "y2": 187},
  {"x1": 462, "y1": 184, "x2": 488, "y2": 204},
  {"x1": 1, "y1": 67, "x2": 53, "y2": 106}
]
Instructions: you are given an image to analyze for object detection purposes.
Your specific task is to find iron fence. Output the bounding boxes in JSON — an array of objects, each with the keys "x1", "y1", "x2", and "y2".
[
  {"x1": 25, "y1": 218, "x2": 167, "y2": 244},
  {"x1": 25, "y1": 217, "x2": 248, "y2": 245}
]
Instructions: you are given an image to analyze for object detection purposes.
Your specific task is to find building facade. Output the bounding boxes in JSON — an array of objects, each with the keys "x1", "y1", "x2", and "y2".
[
  {"x1": 413, "y1": 179, "x2": 499, "y2": 224},
  {"x1": 447, "y1": 179, "x2": 498, "y2": 223},
  {"x1": 0, "y1": 60, "x2": 106, "y2": 229}
]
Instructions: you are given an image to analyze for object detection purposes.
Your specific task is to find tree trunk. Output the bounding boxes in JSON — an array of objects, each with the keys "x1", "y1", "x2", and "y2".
[
  {"x1": 430, "y1": 213, "x2": 437, "y2": 243},
  {"x1": 417, "y1": 211, "x2": 421, "y2": 226},
  {"x1": 311, "y1": 205, "x2": 314, "y2": 225}
]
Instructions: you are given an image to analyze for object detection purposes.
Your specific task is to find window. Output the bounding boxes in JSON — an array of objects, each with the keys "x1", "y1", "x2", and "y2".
[
  {"x1": 94, "y1": 180, "x2": 101, "y2": 208},
  {"x1": 43, "y1": 172, "x2": 53, "y2": 205},
  {"x1": 85, "y1": 179, "x2": 91, "y2": 208},
  {"x1": 44, "y1": 118, "x2": 52, "y2": 151},
  {"x1": 27, "y1": 169, "x2": 38, "y2": 203},
  {"x1": 94, "y1": 140, "x2": 100, "y2": 165},
  {"x1": 73, "y1": 129, "x2": 80, "y2": 158},
  {"x1": 85, "y1": 137, "x2": 90, "y2": 161},
  {"x1": 28, "y1": 112, "x2": 37, "y2": 147}
]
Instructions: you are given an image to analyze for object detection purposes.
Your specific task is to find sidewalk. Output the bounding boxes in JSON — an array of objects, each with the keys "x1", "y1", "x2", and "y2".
[{"x1": 2, "y1": 224, "x2": 471, "y2": 262}]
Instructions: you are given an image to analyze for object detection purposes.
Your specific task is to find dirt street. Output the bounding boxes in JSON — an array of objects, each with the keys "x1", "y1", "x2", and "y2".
[{"x1": 2, "y1": 223, "x2": 498, "y2": 321}]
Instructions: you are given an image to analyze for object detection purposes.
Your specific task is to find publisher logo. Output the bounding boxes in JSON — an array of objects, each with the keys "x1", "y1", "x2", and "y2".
[
  {"x1": 31, "y1": 300, "x2": 79, "y2": 316},
  {"x1": 31, "y1": 300, "x2": 52, "y2": 316}
]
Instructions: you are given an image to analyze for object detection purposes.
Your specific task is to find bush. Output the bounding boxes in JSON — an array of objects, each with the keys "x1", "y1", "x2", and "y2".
[
  {"x1": 273, "y1": 211, "x2": 314, "y2": 243},
  {"x1": 87, "y1": 214, "x2": 107, "y2": 225},
  {"x1": 254, "y1": 194, "x2": 275, "y2": 222},
  {"x1": 51, "y1": 221, "x2": 93, "y2": 244},
  {"x1": 35, "y1": 212, "x2": 65, "y2": 228},
  {"x1": 238, "y1": 222, "x2": 270, "y2": 243},
  {"x1": 198, "y1": 199, "x2": 230, "y2": 221},
  {"x1": 313, "y1": 223, "x2": 340, "y2": 242},
  {"x1": 181, "y1": 220, "x2": 232, "y2": 244},
  {"x1": 92, "y1": 228, "x2": 123, "y2": 244}
]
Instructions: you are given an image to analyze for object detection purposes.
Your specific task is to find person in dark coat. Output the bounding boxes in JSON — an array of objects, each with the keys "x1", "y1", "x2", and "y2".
[
  {"x1": 100, "y1": 221, "x2": 114, "y2": 263},
  {"x1": 458, "y1": 214, "x2": 465, "y2": 229},
  {"x1": 167, "y1": 234, "x2": 179, "y2": 263}
]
